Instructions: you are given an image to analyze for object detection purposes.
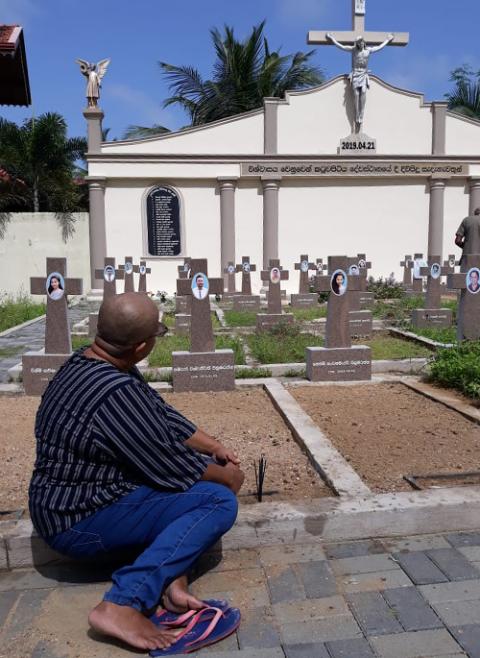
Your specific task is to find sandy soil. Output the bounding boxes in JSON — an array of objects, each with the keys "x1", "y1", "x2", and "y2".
[
  {"x1": 291, "y1": 383, "x2": 480, "y2": 492},
  {"x1": 0, "y1": 389, "x2": 328, "y2": 513}
]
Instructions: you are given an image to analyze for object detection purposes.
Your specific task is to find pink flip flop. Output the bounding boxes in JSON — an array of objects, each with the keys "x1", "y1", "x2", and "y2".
[
  {"x1": 150, "y1": 606, "x2": 241, "y2": 656},
  {"x1": 152, "y1": 598, "x2": 230, "y2": 627}
]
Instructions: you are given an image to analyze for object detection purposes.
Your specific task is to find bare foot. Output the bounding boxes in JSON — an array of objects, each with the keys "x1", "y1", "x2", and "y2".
[
  {"x1": 163, "y1": 575, "x2": 204, "y2": 613},
  {"x1": 89, "y1": 601, "x2": 179, "y2": 651}
]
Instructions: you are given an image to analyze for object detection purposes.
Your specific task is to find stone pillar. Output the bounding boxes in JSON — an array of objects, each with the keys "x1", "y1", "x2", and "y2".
[
  {"x1": 427, "y1": 177, "x2": 446, "y2": 260},
  {"x1": 431, "y1": 102, "x2": 447, "y2": 155},
  {"x1": 264, "y1": 98, "x2": 278, "y2": 155},
  {"x1": 469, "y1": 177, "x2": 480, "y2": 215},
  {"x1": 86, "y1": 177, "x2": 107, "y2": 289},
  {"x1": 262, "y1": 177, "x2": 281, "y2": 268},
  {"x1": 83, "y1": 107, "x2": 104, "y2": 153},
  {"x1": 218, "y1": 177, "x2": 237, "y2": 289}
]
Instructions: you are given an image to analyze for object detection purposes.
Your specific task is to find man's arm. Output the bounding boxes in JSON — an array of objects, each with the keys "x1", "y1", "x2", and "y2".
[
  {"x1": 201, "y1": 462, "x2": 244, "y2": 494},
  {"x1": 455, "y1": 233, "x2": 465, "y2": 248},
  {"x1": 369, "y1": 34, "x2": 394, "y2": 53},
  {"x1": 326, "y1": 33, "x2": 354, "y2": 51},
  {"x1": 185, "y1": 428, "x2": 240, "y2": 465}
]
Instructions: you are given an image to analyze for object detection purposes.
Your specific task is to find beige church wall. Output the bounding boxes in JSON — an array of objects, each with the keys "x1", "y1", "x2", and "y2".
[
  {"x1": 104, "y1": 180, "x2": 222, "y2": 295},
  {"x1": 277, "y1": 77, "x2": 432, "y2": 156},
  {"x1": 278, "y1": 180, "x2": 430, "y2": 291},
  {"x1": 235, "y1": 181, "x2": 263, "y2": 292},
  {"x1": 88, "y1": 161, "x2": 240, "y2": 180},
  {"x1": 444, "y1": 181, "x2": 469, "y2": 253},
  {"x1": 445, "y1": 114, "x2": 480, "y2": 155},
  {"x1": 100, "y1": 111, "x2": 264, "y2": 156},
  {"x1": 0, "y1": 213, "x2": 89, "y2": 297}
]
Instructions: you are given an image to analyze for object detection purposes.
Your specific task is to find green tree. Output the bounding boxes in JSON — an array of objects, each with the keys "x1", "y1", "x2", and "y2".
[
  {"x1": 124, "y1": 20, "x2": 323, "y2": 139},
  {"x1": 0, "y1": 112, "x2": 87, "y2": 240},
  {"x1": 446, "y1": 65, "x2": 480, "y2": 119}
]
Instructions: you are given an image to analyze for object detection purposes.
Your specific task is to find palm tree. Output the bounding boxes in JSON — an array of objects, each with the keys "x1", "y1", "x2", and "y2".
[
  {"x1": 446, "y1": 65, "x2": 480, "y2": 119},
  {"x1": 0, "y1": 112, "x2": 87, "y2": 241},
  {"x1": 124, "y1": 21, "x2": 323, "y2": 138}
]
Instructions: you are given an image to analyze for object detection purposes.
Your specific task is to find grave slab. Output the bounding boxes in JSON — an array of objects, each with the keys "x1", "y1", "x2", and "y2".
[
  {"x1": 349, "y1": 310, "x2": 373, "y2": 337},
  {"x1": 171, "y1": 349, "x2": 235, "y2": 392},
  {"x1": 411, "y1": 308, "x2": 453, "y2": 329},
  {"x1": 233, "y1": 295, "x2": 261, "y2": 312},
  {"x1": 174, "y1": 313, "x2": 191, "y2": 336},
  {"x1": 256, "y1": 313, "x2": 294, "y2": 332},
  {"x1": 22, "y1": 353, "x2": 69, "y2": 396},
  {"x1": 306, "y1": 346, "x2": 372, "y2": 382}
]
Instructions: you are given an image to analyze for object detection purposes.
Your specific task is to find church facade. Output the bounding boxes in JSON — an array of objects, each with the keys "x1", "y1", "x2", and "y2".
[{"x1": 85, "y1": 75, "x2": 480, "y2": 294}]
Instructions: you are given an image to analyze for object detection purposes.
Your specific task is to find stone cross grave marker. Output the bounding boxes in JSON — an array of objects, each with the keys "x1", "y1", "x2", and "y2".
[
  {"x1": 90, "y1": 257, "x2": 124, "y2": 337},
  {"x1": 291, "y1": 254, "x2": 317, "y2": 309},
  {"x1": 447, "y1": 254, "x2": 480, "y2": 340},
  {"x1": 119, "y1": 256, "x2": 138, "y2": 293},
  {"x1": 316, "y1": 258, "x2": 327, "y2": 274},
  {"x1": 444, "y1": 254, "x2": 458, "y2": 293},
  {"x1": 176, "y1": 258, "x2": 191, "y2": 313},
  {"x1": 138, "y1": 260, "x2": 151, "y2": 293},
  {"x1": 172, "y1": 258, "x2": 234, "y2": 392},
  {"x1": 411, "y1": 256, "x2": 453, "y2": 329},
  {"x1": 409, "y1": 253, "x2": 425, "y2": 295},
  {"x1": 23, "y1": 257, "x2": 83, "y2": 395},
  {"x1": 347, "y1": 255, "x2": 373, "y2": 336},
  {"x1": 222, "y1": 261, "x2": 237, "y2": 303},
  {"x1": 400, "y1": 254, "x2": 414, "y2": 288},
  {"x1": 257, "y1": 259, "x2": 294, "y2": 331},
  {"x1": 234, "y1": 256, "x2": 260, "y2": 311},
  {"x1": 306, "y1": 255, "x2": 371, "y2": 381}
]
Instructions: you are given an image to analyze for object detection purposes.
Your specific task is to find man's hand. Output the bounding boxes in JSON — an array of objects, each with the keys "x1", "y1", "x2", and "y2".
[
  {"x1": 201, "y1": 462, "x2": 245, "y2": 494},
  {"x1": 214, "y1": 445, "x2": 240, "y2": 466}
]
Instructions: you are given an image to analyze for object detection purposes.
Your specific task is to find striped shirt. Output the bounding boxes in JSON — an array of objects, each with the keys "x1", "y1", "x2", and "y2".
[{"x1": 28, "y1": 349, "x2": 207, "y2": 539}]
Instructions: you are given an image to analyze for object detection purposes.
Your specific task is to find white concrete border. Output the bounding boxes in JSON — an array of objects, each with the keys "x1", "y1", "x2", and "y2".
[{"x1": 0, "y1": 313, "x2": 46, "y2": 338}]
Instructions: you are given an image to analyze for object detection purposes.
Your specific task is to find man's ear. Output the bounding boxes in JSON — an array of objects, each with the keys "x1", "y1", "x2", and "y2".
[{"x1": 133, "y1": 341, "x2": 147, "y2": 357}]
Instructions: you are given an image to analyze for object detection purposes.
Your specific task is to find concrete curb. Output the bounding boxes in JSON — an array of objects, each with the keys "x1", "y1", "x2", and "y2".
[
  {"x1": 0, "y1": 313, "x2": 46, "y2": 338},
  {"x1": 389, "y1": 327, "x2": 454, "y2": 349},
  {"x1": 400, "y1": 377, "x2": 480, "y2": 426},
  {"x1": 264, "y1": 380, "x2": 371, "y2": 497}
]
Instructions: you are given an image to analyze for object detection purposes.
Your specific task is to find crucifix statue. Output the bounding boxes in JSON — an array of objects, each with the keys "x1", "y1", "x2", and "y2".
[
  {"x1": 30, "y1": 257, "x2": 83, "y2": 354},
  {"x1": 236, "y1": 256, "x2": 256, "y2": 295},
  {"x1": 308, "y1": 0, "x2": 409, "y2": 133},
  {"x1": 176, "y1": 259, "x2": 223, "y2": 352}
]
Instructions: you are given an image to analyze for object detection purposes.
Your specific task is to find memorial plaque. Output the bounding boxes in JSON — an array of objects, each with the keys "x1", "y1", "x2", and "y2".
[
  {"x1": 411, "y1": 256, "x2": 453, "y2": 330},
  {"x1": 172, "y1": 350, "x2": 235, "y2": 393},
  {"x1": 175, "y1": 314, "x2": 191, "y2": 336},
  {"x1": 306, "y1": 346, "x2": 372, "y2": 382},
  {"x1": 233, "y1": 295, "x2": 260, "y2": 312},
  {"x1": 349, "y1": 310, "x2": 373, "y2": 337},
  {"x1": 146, "y1": 186, "x2": 182, "y2": 257},
  {"x1": 291, "y1": 293, "x2": 317, "y2": 309},
  {"x1": 411, "y1": 309, "x2": 453, "y2": 329}
]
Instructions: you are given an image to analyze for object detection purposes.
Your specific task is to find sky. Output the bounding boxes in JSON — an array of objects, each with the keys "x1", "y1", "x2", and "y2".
[{"x1": 1, "y1": 0, "x2": 480, "y2": 140}]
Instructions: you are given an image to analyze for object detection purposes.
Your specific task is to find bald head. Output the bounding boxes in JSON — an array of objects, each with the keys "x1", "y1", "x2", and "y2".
[{"x1": 96, "y1": 293, "x2": 160, "y2": 355}]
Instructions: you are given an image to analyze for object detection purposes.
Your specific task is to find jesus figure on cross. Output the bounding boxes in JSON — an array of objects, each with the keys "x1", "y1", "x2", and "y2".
[{"x1": 326, "y1": 32, "x2": 394, "y2": 131}]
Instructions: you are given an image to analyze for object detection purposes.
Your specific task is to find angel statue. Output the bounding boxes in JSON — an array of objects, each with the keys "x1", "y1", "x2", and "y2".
[{"x1": 75, "y1": 58, "x2": 110, "y2": 107}]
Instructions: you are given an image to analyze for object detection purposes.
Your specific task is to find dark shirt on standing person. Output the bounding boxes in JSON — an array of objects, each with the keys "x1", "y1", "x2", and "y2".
[{"x1": 29, "y1": 349, "x2": 207, "y2": 539}]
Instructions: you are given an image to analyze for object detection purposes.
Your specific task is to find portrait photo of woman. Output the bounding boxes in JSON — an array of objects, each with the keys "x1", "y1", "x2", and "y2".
[
  {"x1": 46, "y1": 272, "x2": 65, "y2": 301},
  {"x1": 331, "y1": 270, "x2": 348, "y2": 296}
]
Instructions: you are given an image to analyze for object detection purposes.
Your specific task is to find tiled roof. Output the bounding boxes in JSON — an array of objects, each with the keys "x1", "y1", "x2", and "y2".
[{"x1": 0, "y1": 25, "x2": 16, "y2": 51}]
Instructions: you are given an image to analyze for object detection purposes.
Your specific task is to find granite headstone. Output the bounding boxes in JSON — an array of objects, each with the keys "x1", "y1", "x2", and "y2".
[
  {"x1": 411, "y1": 256, "x2": 453, "y2": 329},
  {"x1": 447, "y1": 254, "x2": 480, "y2": 341},
  {"x1": 291, "y1": 254, "x2": 317, "y2": 308},
  {"x1": 257, "y1": 259, "x2": 294, "y2": 331},
  {"x1": 89, "y1": 257, "x2": 124, "y2": 337},
  {"x1": 233, "y1": 257, "x2": 260, "y2": 311}
]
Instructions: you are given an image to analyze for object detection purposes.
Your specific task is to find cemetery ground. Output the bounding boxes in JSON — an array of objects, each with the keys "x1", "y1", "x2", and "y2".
[{"x1": 4, "y1": 294, "x2": 480, "y2": 656}]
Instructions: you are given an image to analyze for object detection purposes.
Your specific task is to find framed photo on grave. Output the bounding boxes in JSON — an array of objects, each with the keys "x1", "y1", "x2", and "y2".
[
  {"x1": 467, "y1": 268, "x2": 480, "y2": 295},
  {"x1": 104, "y1": 265, "x2": 115, "y2": 282},
  {"x1": 46, "y1": 272, "x2": 65, "y2": 301},
  {"x1": 143, "y1": 185, "x2": 185, "y2": 259},
  {"x1": 270, "y1": 267, "x2": 281, "y2": 284},
  {"x1": 430, "y1": 263, "x2": 441, "y2": 280},
  {"x1": 331, "y1": 270, "x2": 348, "y2": 296},
  {"x1": 192, "y1": 272, "x2": 209, "y2": 300},
  {"x1": 349, "y1": 264, "x2": 359, "y2": 276}
]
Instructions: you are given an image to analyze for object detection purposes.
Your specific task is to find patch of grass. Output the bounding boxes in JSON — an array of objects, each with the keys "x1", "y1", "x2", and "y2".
[
  {"x1": 148, "y1": 335, "x2": 245, "y2": 367},
  {"x1": 372, "y1": 296, "x2": 425, "y2": 322},
  {"x1": 248, "y1": 324, "x2": 323, "y2": 364},
  {"x1": 71, "y1": 336, "x2": 91, "y2": 350},
  {"x1": 367, "y1": 274, "x2": 405, "y2": 299},
  {"x1": 163, "y1": 312, "x2": 220, "y2": 331},
  {"x1": 142, "y1": 370, "x2": 173, "y2": 384},
  {"x1": 0, "y1": 292, "x2": 46, "y2": 332},
  {"x1": 404, "y1": 324, "x2": 457, "y2": 345},
  {"x1": 0, "y1": 345, "x2": 24, "y2": 358},
  {"x1": 283, "y1": 368, "x2": 307, "y2": 378},
  {"x1": 290, "y1": 306, "x2": 327, "y2": 321},
  {"x1": 361, "y1": 335, "x2": 433, "y2": 360},
  {"x1": 235, "y1": 367, "x2": 272, "y2": 379},
  {"x1": 429, "y1": 341, "x2": 480, "y2": 399},
  {"x1": 224, "y1": 310, "x2": 257, "y2": 326}
]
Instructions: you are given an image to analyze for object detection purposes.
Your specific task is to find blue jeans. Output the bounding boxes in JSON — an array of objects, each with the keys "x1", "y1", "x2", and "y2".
[{"x1": 48, "y1": 482, "x2": 238, "y2": 611}]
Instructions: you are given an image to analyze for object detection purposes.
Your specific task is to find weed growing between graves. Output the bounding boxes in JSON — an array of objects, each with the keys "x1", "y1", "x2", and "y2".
[
  {"x1": 0, "y1": 293, "x2": 46, "y2": 332},
  {"x1": 224, "y1": 310, "x2": 257, "y2": 326},
  {"x1": 373, "y1": 296, "x2": 424, "y2": 322},
  {"x1": 429, "y1": 341, "x2": 480, "y2": 399},
  {"x1": 283, "y1": 368, "x2": 307, "y2": 378},
  {"x1": 405, "y1": 325, "x2": 457, "y2": 344},
  {"x1": 361, "y1": 335, "x2": 433, "y2": 360},
  {"x1": 290, "y1": 306, "x2": 327, "y2": 321},
  {"x1": 367, "y1": 275, "x2": 405, "y2": 299},
  {"x1": 143, "y1": 370, "x2": 173, "y2": 384},
  {"x1": 235, "y1": 367, "x2": 272, "y2": 379},
  {"x1": 248, "y1": 323, "x2": 323, "y2": 364},
  {"x1": 148, "y1": 335, "x2": 246, "y2": 367},
  {"x1": 0, "y1": 345, "x2": 25, "y2": 358},
  {"x1": 71, "y1": 336, "x2": 91, "y2": 350}
]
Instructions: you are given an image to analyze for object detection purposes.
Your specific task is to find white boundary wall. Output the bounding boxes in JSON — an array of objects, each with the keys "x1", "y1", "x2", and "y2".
[{"x1": 0, "y1": 213, "x2": 90, "y2": 297}]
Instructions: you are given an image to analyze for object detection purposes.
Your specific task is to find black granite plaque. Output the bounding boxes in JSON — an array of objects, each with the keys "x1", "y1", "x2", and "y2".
[{"x1": 146, "y1": 186, "x2": 182, "y2": 257}]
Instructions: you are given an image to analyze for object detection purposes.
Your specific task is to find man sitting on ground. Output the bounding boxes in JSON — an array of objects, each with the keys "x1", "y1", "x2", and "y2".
[{"x1": 28, "y1": 293, "x2": 244, "y2": 652}]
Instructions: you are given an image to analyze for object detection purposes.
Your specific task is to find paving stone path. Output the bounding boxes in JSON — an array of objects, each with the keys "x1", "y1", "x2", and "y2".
[
  {"x1": 1, "y1": 530, "x2": 480, "y2": 656},
  {"x1": 0, "y1": 308, "x2": 89, "y2": 383}
]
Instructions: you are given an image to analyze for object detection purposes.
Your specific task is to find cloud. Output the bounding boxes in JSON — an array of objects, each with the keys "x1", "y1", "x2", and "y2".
[
  {"x1": 0, "y1": 0, "x2": 39, "y2": 25},
  {"x1": 386, "y1": 53, "x2": 458, "y2": 94},
  {"x1": 106, "y1": 83, "x2": 177, "y2": 129},
  {"x1": 277, "y1": 0, "x2": 334, "y2": 26}
]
